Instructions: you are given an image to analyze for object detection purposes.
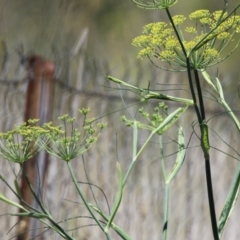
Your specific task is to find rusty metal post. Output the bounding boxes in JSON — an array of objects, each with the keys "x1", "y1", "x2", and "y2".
[{"x1": 17, "y1": 55, "x2": 55, "y2": 240}]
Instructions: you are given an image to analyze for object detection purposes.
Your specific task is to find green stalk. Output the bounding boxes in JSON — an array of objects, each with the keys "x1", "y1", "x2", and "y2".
[
  {"x1": 159, "y1": 134, "x2": 169, "y2": 240},
  {"x1": 167, "y1": 6, "x2": 218, "y2": 238},
  {"x1": 159, "y1": 135, "x2": 166, "y2": 182},
  {"x1": 123, "y1": 107, "x2": 187, "y2": 186},
  {"x1": 67, "y1": 161, "x2": 111, "y2": 240},
  {"x1": 90, "y1": 204, "x2": 132, "y2": 240},
  {"x1": 21, "y1": 164, "x2": 74, "y2": 240},
  {"x1": 162, "y1": 184, "x2": 170, "y2": 240},
  {"x1": 160, "y1": 128, "x2": 185, "y2": 240},
  {"x1": 194, "y1": 70, "x2": 219, "y2": 240},
  {"x1": 105, "y1": 163, "x2": 123, "y2": 233},
  {"x1": 108, "y1": 76, "x2": 194, "y2": 106}
]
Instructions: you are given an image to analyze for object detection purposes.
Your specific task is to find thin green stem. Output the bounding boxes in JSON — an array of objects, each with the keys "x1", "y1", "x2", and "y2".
[
  {"x1": 90, "y1": 204, "x2": 132, "y2": 240},
  {"x1": 67, "y1": 161, "x2": 111, "y2": 240},
  {"x1": 123, "y1": 107, "x2": 186, "y2": 186},
  {"x1": 159, "y1": 135, "x2": 166, "y2": 182},
  {"x1": 218, "y1": 95, "x2": 240, "y2": 131},
  {"x1": 21, "y1": 165, "x2": 50, "y2": 215},
  {"x1": 108, "y1": 76, "x2": 194, "y2": 106},
  {"x1": 162, "y1": 184, "x2": 170, "y2": 240},
  {"x1": 122, "y1": 129, "x2": 155, "y2": 186},
  {"x1": 21, "y1": 164, "x2": 74, "y2": 240}
]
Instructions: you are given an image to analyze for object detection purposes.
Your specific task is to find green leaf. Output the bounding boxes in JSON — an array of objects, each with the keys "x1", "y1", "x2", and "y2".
[
  {"x1": 215, "y1": 77, "x2": 224, "y2": 99},
  {"x1": 202, "y1": 71, "x2": 217, "y2": 92},
  {"x1": 159, "y1": 106, "x2": 188, "y2": 134},
  {"x1": 218, "y1": 163, "x2": 240, "y2": 238},
  {"x1": 166, "y1": 127, "x2": 185, "y2": 184},
  {"x1": 0, "y1": 192, "x2": 26, "y2": 210},
  {"x1": 108, "y1": 76, "x2": 194, "y2": 106}
]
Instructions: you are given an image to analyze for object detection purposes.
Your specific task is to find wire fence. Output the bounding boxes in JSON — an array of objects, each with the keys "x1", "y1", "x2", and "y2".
[{"x1": 0, "y1": 45, "x2": 240, "y2": 240}]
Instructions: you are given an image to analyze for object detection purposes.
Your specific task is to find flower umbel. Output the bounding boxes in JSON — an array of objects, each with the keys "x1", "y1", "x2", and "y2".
[
  {"x1": 132, "y1": 9, "x2": 240, "y2": 70},
  {"x1": 0, "y1": 120, "x2": 44, "y2": 163},
  {"x1": 0, "y1": 109, "x2": 107, "y2": 163},
  {"x1": 40, "y1": 109, "x2": 107, "y2": 162},
  {"x1": 132, "y1": 0, "x2": 178, "y2": 10},
  {"x1": 121, "y1": 103, "x2": 170, "y2": 134}
]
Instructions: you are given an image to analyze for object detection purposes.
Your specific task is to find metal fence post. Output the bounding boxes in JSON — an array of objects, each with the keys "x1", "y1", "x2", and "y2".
[{"x1": 17, "y1": 55, "x2": 55, "y2": 240}]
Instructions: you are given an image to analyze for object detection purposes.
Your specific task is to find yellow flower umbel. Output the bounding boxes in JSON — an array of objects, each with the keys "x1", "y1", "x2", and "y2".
[
  {"x1": 121, "y1": 102, "x2": 183, "y2": 135},
  {"x1": 0, "y1": 119, "x2": 45, "y2": 164},
  {"x1": 40, "y1": 109, "x2": 107, "y2": 162},
  {"x1": 132, "y1": 9, "x2": 240, "y2": 71},
  {"x1": 0, "y1": 109, "x2": 107, "y2": 163}
]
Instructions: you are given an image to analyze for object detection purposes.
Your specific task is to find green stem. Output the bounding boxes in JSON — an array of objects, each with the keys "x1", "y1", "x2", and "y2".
[
  {"x1": 108, "y1": 76, "x2": 194, "y2": 106},
  {"x1": 159, "y1": 135, "x2": 166, "y2": 182},
  {"x1": 162, "y1": 184, "x2": 169, "y2": 240},
  {"x1": 194, "y1": 72, "x2": 218, "y2": 240},
  {"x1": 21, "y1": 164, "x2": 74, "y2": 240},
  {"x1": 167, "y1": 11, "x2": 218, "y2": 237},
  {"x1": 90, "y1": 204, "x2": 132, "y2": 240},
  {"x1": 123, "y1": 107, "x2": 186, "y2": 186},
  {"x1": 67, "y1": 161, "x2": 111, "y2": 240},
  {"x1": 220, "y1": 99, "x2": 240, "y2": 131},
  {"x1": 123, "y1": 126, "x2": 156, "y2": 186}
]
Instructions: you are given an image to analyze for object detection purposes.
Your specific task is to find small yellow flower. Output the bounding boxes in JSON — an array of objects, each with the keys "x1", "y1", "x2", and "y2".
[
  {"x1": 212, "y1": 10, "x2": 228, "y2": 21},
  {"x1": 217, "y1": 32, "x2": 231, "y2": 40},
  {"x1": 189, "y1": 9, "x2": 210, "y2": 19},
  {"x1": 199, "y1": 17, "x2": 212, "y2": 25},
  {"x1": 137, "y1": 47, "x2": 155, "y2": 59},
  {"x1": 172, "y1": 15, "x2": 186, "y2": 25},
  {"x1": 183, "y1": 41, "x2": 197, "y2": 52},
  {"x1": 185, "y1": 27, "x2": 197, "y2": 34},
  {"x1": 165, "y1": 36, "x2": 180, "y2": 50},
  {"x1": 203, "y1": 48, "x2": 219, "y2": 60},
  {"x1": 160, "y1": 50, "x2": 176, "y2": 61}
]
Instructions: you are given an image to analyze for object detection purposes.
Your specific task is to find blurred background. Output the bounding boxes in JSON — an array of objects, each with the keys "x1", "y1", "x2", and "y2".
[{"x1": 0, "y1": 0, "x2": 240, "y2": 239}]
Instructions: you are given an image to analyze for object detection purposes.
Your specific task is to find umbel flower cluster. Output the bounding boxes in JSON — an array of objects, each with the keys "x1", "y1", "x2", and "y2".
[
  {"x1": 132, "y1": 9, "x2": 240, "y2": 70},
  {"x1": 0, "y1": 108, "x2": 107, "y2": 163},
  {"x1": 120, "y1": 102, "x2": 186, "y2": 135},
  {"x1": 132, "y1": 0, "x2": 178, "y2": 10},
  {"x1": 121, "y1": 103, "x2": 167, "y2": 134}
]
